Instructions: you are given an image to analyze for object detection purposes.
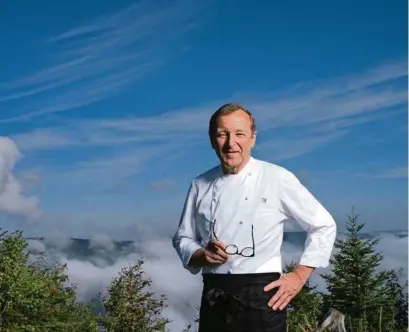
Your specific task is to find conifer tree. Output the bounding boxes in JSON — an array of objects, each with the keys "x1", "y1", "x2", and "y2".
[
  {"x1": 0, "y1": 229, "x2": 99, "y2": 331},
  {"x1": 320, "y1": 211, "x2": 406, "y2": 331},
  {"x1": 381, "y1": 268, "x2": 408, "y2": 331},
  {"x1": 99, "y1": 259, "x2": 170, "y2": 332}
]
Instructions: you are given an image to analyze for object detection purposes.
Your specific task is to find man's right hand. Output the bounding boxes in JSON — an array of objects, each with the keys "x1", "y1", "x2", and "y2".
[
  {"x1": 190, "y1": 240, "x2": 229, "y2": 267},
  {"x1": 204, "y1": 240, "x2": 229, "y2": 265}
]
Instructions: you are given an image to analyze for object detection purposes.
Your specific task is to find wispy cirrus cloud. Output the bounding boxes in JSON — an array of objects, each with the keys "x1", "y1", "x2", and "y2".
[
  {"x1": 0, "y1": 0, "x2": 207, "y2": 122},
  {"x1": 150, "y1": 180, "x2": 176, "y2": 190},
  {"x1": 11, "y1": 59, "x2": 407, "y2": 156},
  {"x1": 56, "y1": 147, "x2": 166, "y2": 191},
  {"x1": 49, "y1": 137, "x2": 200, "y2": 193},
  {"x1": 356, "y1": 167, "x2": 408, "y2": 179},
  {"x1": 6, "y1": 59, "x2": 407, "y2": 193},
  {"x1": 254, "y1": 130, "x2": 347, "y2": 161}
]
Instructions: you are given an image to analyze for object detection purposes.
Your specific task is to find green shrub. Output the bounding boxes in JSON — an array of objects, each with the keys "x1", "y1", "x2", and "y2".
[
  {"x1": 99, "y1": 259, "x2": 170, "y2": 332},
  {"x1": 0, "y1": 229, "x2": 99, "y2": 331}
]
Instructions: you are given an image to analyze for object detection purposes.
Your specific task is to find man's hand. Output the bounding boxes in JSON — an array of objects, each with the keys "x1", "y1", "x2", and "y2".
[
  {"x1": 189, "y1": 240, "x2": 229, "y2": 267},
  {"x1": 203, "y1": 240, "x2": 229, "y2": 266},
  {"x1": 263, "y1": 265, "x2": 314, "y2": 310}
]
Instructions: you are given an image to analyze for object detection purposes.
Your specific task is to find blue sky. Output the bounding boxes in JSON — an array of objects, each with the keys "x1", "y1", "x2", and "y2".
[{"x1": 0, "y1": 0, "x2": 407, "y2": 238}]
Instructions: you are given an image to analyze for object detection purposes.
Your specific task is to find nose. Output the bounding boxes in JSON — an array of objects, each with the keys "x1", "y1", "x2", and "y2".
[{"x1": 226, "y1": 134, "x2": 237, "y2": 148}]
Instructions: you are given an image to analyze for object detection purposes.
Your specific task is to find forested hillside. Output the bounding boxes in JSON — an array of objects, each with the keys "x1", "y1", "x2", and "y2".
[{"x1": 0, "y1": 213, "x2": 406, "y2": 332}]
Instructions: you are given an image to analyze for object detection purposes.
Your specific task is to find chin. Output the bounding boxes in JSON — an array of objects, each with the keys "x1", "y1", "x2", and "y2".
[{"x1": 223, "y1": 157, "x2": 242, "y2": 167}]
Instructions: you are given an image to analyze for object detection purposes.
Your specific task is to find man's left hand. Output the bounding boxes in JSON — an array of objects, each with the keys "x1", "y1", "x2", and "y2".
[{"x1": 263, "y1": 271, "x2": 307, "y2": 310}]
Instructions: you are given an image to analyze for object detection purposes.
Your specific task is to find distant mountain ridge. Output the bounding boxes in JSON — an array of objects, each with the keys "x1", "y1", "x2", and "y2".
[
  {"x1": 25, "y1": 230, "x2": 407, "y2": 261},
  {"x1": 23, "y1": 229, "x2": 407, "y2": 328}
]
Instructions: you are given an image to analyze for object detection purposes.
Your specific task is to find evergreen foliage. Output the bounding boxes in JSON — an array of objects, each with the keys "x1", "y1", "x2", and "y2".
[
  {"x1": 99, "y1": 259, "x2": 169, "y2": 332},
  {"x1": 0, "y1": 230, "x2": 99, "y2": 331},
  {"x1": 320, "y1": 212, "x2": 408, "y2": 332},
  {"x1": 0, "y1": 209, "x2": 407, "y2": 332}
]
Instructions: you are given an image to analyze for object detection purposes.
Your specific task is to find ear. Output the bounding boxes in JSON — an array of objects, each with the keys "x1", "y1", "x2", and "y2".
[
  {"x1": 209, "y1": 136, "x2": 216, "y2": 149},
  {"x1": 251, "y1": 130, "x2": 257, "y2": 148}
]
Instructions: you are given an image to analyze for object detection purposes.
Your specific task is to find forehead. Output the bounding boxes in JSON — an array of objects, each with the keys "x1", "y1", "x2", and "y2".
[{"x1": 216, "y1": 110, "x2": 252, "y2": 130}]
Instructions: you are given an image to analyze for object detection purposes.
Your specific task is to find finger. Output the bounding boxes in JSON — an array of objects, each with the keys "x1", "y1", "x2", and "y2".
[
  {"x1": 213, "y1": 240, "x2": 228, "y2": 251},
  {"x1": 206, "y1": 241, "x2": 216, "y2": 250},
  {"x1": 273, "y1": 293, "x2": 292, "y2": 311},
  {"x1": 268, "y1": 289, "x2": 284, "y2": 308},
  {"x1": 209, "y1": 256, "x2": 225, "y2": 264},
  {"x1": 211, "y1": 250, "x2": 228, "y2": 262},
  {"x1": 207, "y1": 242, "x2": 229, "y2": 260},
  {"x1": 278, "y1": 296, "x2": 292, "y2": 311},
  {"x1": 264, "y1": 280, "x2": 281, "y2": 292},
  {"x1": 214, "y1": 246, "x2": 229, "y2": 259},
  {"x1": 206, "y1": 251, "x2": 226, "y2": 264},
  {"x1": 206, "y1": 255, "x2": 224, "y2": 265}
]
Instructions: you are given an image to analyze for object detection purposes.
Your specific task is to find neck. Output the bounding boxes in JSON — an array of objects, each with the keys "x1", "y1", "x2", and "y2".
[{"x1": 221, "y1": 156, "x2": 251, "y2": 174}]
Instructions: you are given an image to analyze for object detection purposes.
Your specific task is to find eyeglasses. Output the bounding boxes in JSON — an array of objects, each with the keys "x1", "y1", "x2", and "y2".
[{"x1": 211, "y1": 219, "x2": 255, "y2": 257}]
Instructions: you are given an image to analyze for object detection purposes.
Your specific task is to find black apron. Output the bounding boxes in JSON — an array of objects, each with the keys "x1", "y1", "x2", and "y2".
[{"x1": 198, "y1": 272, "x2": 287, "y2": 332}]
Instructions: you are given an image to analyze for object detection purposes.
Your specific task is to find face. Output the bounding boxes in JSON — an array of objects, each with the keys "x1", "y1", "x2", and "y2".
[{"x1": 210, "y1": 110, "x2": 256, "y2": 173}]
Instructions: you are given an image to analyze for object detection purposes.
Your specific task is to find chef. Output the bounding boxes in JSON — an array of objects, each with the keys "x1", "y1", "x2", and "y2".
[{"x1": 172, "y1": 103, "x2": 337, "y2": 332}]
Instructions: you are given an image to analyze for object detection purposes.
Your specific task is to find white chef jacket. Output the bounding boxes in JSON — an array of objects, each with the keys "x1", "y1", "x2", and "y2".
[{"x1": 172, "y1": 156, "x2": 337, "y2": 275}]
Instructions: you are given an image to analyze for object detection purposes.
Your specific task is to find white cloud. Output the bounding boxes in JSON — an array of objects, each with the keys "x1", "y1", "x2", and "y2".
[
  {"x1": 53, "y1": 141, "x2": 191, "y2": 192},
  {"x1": 0, "y1": 0, "x2": 208, "y2": 122},
  {"x1": 373, "y1": 233, "x2": 408, "y2": 276},
  {"x1": 27, "y1": 231, "x2": 407, "y2": 332},
  {"x1": 150, "y1": 180, "x2": 176, "y2": 190},
  {"x1": 11, "y1": 60, "x2": 406, "y2": 159},
  {"x1": 16, "y1": 169, "x2": 41, "y2": 191},
  {"x1": 254, "y1": 130, "x2": 347, "y2": 161},
  {"x1": 6, "y1": 60, "x2": 406, "y2": 200},
  {"x1": 27, "y1": 239, "x2": 46, "y2": 255},
  {"x1": 356, "y1": 167, "x2": 408, "y2": 179},
  {"x1": 0, "y1": 137, "x2": 41, "y2": 219},
  {"x1": 89, "y1": 234, "x2": 116, "y2": 252},
  {"x1": 42, "y1": 229, "x2": 74, "y2": 250}
]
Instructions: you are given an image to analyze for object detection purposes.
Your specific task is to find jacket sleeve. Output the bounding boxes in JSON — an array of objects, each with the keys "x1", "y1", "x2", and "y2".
[
  {"x1": 279, "y1": 169, "x2": 337, "y2": 269},
  {"x1": 172, "y1": 180, "x2": 203, "y2": 275}
]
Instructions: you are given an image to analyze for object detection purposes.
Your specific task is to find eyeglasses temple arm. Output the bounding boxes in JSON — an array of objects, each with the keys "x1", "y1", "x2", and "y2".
[{"x1": 251, "y1": 225, "x2": 255, "y2": 254}]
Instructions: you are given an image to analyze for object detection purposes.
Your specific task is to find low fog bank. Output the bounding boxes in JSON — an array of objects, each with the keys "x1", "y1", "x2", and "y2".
[{"x1": 26, "y1": 231, "x2": 408, "y2": 332}]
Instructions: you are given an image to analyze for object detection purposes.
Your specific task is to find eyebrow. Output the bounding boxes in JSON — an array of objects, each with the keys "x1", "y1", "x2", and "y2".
[{"x1": 216, "y1": 128, "x2": 247, "y2": 133}]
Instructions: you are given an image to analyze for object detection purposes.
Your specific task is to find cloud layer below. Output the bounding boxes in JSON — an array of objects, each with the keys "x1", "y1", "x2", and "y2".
[{"x1": 26, "y1": 231, "x2": 408, "y2": 332}]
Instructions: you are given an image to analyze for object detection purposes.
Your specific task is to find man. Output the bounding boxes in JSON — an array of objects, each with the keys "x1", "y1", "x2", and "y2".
[{"x1": 172, "y1": 103, "x2": 337, "y2": 332}]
